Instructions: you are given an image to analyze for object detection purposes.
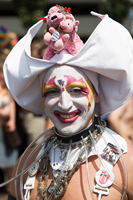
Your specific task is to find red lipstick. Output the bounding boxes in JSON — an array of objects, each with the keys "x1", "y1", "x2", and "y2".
[{"x1": 54, "y1": 110, "x2": 81, "y2": 123}]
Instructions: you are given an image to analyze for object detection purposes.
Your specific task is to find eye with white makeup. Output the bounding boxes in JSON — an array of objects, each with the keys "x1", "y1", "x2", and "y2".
[
  {"x1": 42, "y1": 88, "x2": 60, "y2": 98},
  {"x1": 67, "y1": 86, "x2": 89, "y2": 97},
  {"x1": 43, "y1": 86, "x2": 89, "y2": 99}
]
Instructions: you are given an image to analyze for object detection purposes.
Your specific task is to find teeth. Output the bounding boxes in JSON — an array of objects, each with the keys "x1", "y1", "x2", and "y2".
[{"x1": 59, "y1": 113, "x2": 76, "y2": 119}]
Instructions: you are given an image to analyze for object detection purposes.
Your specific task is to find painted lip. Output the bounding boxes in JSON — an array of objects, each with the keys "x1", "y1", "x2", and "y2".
[
  {"x1": 59, "y1": 25, "x2": 65, "y2": 31},
  {"x1": 54, "y1": 110, "x2": 81, "y2": 123}
]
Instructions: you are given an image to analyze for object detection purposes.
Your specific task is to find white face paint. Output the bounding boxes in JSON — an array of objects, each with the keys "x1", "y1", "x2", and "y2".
[{"x1": 42, "y1": 65, "x2": 96, "y2": 136}]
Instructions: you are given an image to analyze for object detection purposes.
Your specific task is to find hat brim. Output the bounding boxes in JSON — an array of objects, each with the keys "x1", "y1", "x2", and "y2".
[{"x1": 3, "y1": 12, "x2": 133, "y2": 116}]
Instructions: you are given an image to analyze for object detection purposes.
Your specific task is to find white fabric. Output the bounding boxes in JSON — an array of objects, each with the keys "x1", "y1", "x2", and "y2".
[{"x1": 3, "y1": 12, "x2": 133, "y2": 115}]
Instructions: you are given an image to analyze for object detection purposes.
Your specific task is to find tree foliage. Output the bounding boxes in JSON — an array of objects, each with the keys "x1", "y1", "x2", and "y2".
[
  {"x1": 12, "y1": 0, "x2": 47, "y2": 28},
  {"x1": 98, "y1": 0, "x2": 130, "y2": 23}
]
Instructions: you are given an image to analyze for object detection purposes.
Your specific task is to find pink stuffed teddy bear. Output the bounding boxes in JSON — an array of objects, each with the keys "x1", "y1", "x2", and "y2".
[{"x1": 39, "y1": 5, "x2": 84, "y2": 60}]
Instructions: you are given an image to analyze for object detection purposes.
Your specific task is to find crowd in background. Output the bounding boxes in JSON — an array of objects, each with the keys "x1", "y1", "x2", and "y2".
[
  {"x1": 0, "y1": 27, "x2": 53, "y2": 195},
  {"x1": 0, "y1": 26, "x2": 132, "y2": 195}
]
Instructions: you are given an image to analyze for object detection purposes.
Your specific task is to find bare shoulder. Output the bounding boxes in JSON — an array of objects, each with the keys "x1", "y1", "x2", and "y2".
[
  {"x1": 123, "y1": 142, "x2": 133, "y2": 199},
  {"x1": 124, "y1": 142, "x2": 133, "y2": 164},
  {"x1": 124, "y1": 142, "x2": 133, "y2": 176},
  {"x1": 10, "y1": 147, "x2": 41, "y2": 198}
]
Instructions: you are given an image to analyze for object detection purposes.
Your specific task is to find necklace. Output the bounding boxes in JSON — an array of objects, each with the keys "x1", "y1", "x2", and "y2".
[
  {"x1": 36, "y1": 135, "x2": 56, "y2": 200},
  {"x1": 53, "y1": 117, "x2": 97, "y2": 143},
  {"x1": 36, "y1": 117, "x2": 106, "y2": 200}
]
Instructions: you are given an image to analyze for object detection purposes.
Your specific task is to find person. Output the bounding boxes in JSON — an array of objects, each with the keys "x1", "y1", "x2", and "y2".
[
  {"x1": 107, "y1": 95, "x2": 133, "y2": 144},
  {"x1": 16, "y1": 39, "x2": 53, "y2": 147},
  {"x1": 0, "y1": 6, "x2": 133, "y2": 200},
  {"x1": 0, "y1": 51, "x2": 19, "y2": 193}
]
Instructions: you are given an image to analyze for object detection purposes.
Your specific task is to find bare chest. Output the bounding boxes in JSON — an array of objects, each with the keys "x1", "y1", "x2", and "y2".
[{"x1": 29, "y1": 156, "x2": 127, "y2": 200}]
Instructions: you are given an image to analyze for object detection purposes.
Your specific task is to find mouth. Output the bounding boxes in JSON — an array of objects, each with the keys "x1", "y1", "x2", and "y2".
[
  {"x1": 59, "y1": 24, "x2": 64, "y2": 29},
  {"x1": 51, "y1": 16, "x2": 64, "y2": 22},
  {"x1": 59, "y1": 26, "x2": 65, "y2": 31},
  {"x1": 54, "y1": 110, "x2": 81, "y2": 123},
  {"x1": 51, "y1": 15, "x2": 57, "y2": 21},
  {"x1": 50, "y1": 17, "x2": 63, "y2": 28}
]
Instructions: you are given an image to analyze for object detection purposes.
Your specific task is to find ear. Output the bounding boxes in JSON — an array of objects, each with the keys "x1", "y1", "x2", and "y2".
[
  {"x1": 95, "y1": 93, "x2": 100, "y2": 103},
  {"x1": 75, "y1": 20, "x2": 79, "y2": 26},
  {"x1": 74, "y1": 20, "x2": 79, "y2": 32}
]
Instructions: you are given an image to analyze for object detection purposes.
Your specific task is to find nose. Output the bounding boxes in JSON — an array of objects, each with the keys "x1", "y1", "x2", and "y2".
[
  {"x1": 60, "y1": 21, "x2": 65, "y2": 26},
  {"x1": 58, "y1": 91, "x2": 73, "y2": 111}
]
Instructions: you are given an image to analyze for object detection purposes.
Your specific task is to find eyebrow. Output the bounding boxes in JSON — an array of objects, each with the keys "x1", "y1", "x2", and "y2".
[
  {"x1": 66, "y1": 82, "x2": 86, "y2": 90},
  {"x1": 43, "y1": 85, "x2": 59, "y2": 93}
]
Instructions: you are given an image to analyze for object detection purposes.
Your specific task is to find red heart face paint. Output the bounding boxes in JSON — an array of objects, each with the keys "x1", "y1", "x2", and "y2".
[{"x1": 42, "y1": 65, "x2": 95, "y2": 136}]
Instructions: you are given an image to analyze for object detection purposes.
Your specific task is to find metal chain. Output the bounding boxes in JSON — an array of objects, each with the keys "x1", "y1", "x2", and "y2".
[
  {"x1": 49, "y1": 117, "x2": 105, "y2": 199},
  {"x1": 36, "y1": 134, "x2": 57, "y2": 200},
  {"x1": 36, "y1": 117, "x2": 105, "y2": 200}
]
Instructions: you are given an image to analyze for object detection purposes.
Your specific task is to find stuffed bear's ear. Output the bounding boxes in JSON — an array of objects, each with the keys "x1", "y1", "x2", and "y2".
[{"x1": 74, "y1": 20, "x2": 79, "y2": 32}]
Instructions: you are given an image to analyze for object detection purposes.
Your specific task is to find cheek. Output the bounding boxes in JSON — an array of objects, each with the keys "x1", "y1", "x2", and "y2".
[
  {"x1": 85, "y1": 79, "x2": 94, "y2": 104},
  {"x1": 44, "y1": 97, "x2": 59, "y2": 113},
  {"x1": 73, "y1": 96, "x2": 89, "y2": 110},
  {"x1": 88, "y1": 92, "x2": 94, "y2": 104}
]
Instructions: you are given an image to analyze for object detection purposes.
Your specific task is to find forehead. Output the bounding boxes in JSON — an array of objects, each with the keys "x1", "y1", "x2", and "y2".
[{"x1": 43, "y1": 65, "x2": 87, "y2": 83}]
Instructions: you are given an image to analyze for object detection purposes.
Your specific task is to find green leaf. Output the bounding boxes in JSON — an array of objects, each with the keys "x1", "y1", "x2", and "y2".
[{"x1": 12, "y1": 0, "x2": 47, "y2": 28}]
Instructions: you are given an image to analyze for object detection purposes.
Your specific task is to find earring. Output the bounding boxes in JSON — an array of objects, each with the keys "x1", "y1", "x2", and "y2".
[
  {"x1": 43, "y1": 102, "x2": 45, "y2": 108},
  {"x1": 88, "y1": 102, "x2": 91, "y2": 108}
]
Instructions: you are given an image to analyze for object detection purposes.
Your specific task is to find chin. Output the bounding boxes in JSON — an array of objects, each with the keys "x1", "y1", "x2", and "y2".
[{"x1": 57, "y1": 125, "x2": 84, "y2": 136}]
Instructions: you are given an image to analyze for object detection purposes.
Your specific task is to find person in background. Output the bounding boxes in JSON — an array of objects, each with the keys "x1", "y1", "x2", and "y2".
[
  {"x1": 0, "y1": 51, "x2": 18, "y2": 193},
  {"x1": 17, "y1": 39, "x2": 53, "y2": 147},
  {"x1": 0, "y1": 28, "x2": 21, "y2": 194},
  {"x1": 107, "y1": 95, "x2": 133, "y2": 144}
]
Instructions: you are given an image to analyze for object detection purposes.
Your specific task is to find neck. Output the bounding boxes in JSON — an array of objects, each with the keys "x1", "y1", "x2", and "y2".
[{"x1": 53, "y1": 117, "x2": 97, "y2": 143}]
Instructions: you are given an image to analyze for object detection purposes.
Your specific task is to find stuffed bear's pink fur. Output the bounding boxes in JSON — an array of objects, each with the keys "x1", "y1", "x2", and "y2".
[{"x1": 42, "y1": 5, "x2": 84, "y2": 60}]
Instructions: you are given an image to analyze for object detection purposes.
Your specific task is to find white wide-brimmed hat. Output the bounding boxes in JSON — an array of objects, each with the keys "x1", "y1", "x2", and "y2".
[{"x1": 3, "y1": 12, "x2": 133, "y2": 116}]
